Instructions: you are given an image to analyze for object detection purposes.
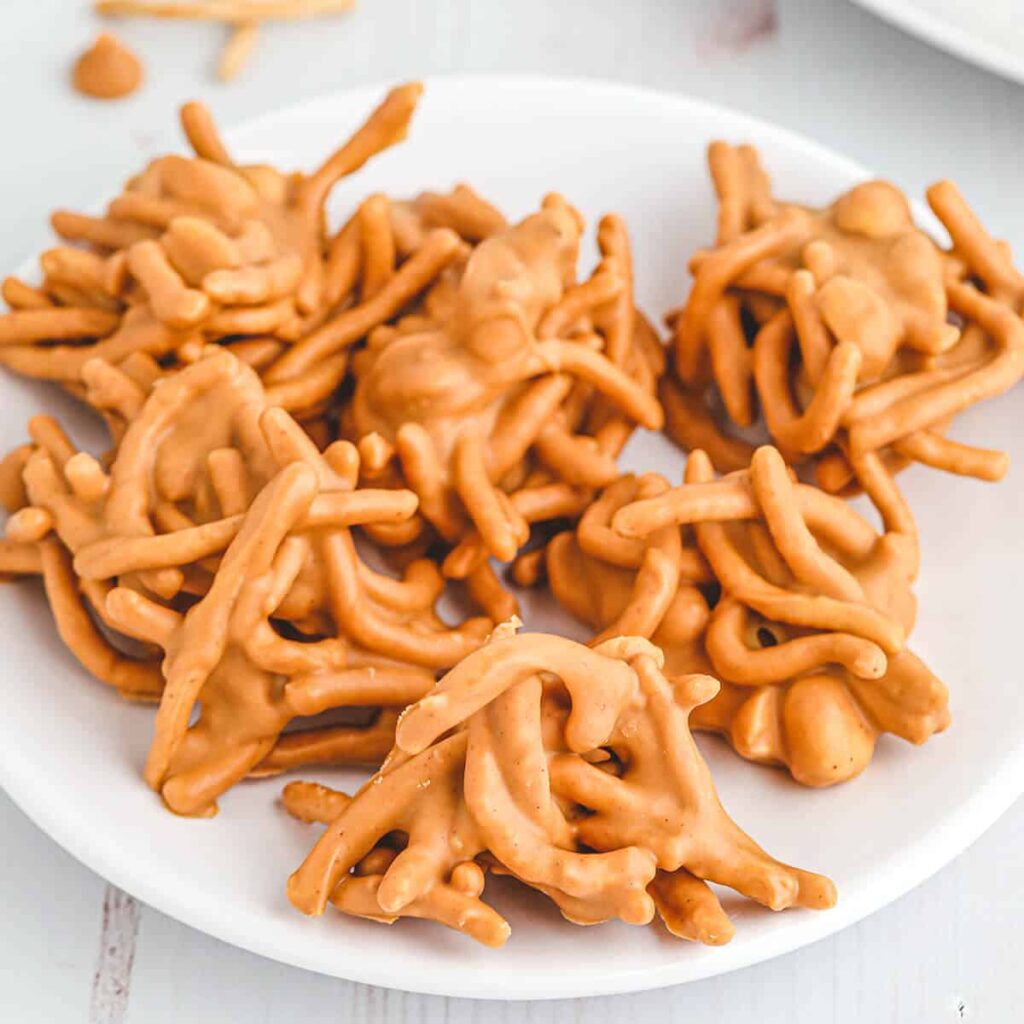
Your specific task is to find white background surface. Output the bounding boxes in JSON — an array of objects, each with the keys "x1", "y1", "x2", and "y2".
[
  {"x1": 850, "y1": 0, "x2": 1024, "y2": 88},
  {"x1": 0, "y1": 0, "x2": 1022, "y2": 1020}
]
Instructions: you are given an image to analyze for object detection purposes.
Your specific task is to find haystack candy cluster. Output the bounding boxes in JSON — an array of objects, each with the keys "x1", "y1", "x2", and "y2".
[
  {"x1": 343, "y1": 194, "x2": 663, "y2": 619},
  {"x1": 0, "y1": 349, "x2": 489, "y2": 816},
  {"x1": 548, "y1": 445, "x2": 949, "y2": 787},
  {"x1": 0, "y1": 83, "x2": 451, "y2": 446},
  {"x1": 662, "y1": 143, "x2": 1024, "y2": 492},
  {"x1": 285, "y1": 625, "x2": 835, "y2": 946}
]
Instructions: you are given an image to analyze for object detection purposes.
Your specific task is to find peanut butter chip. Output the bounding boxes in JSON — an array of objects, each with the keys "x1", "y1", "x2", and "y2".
[{"x1": 72, "y1": 33, "x2": 143, "y2": 101}]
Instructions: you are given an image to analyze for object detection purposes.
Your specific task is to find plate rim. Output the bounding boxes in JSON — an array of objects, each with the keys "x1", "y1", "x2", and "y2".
[
  {"x1": 849, "y1": 0, "x2": 1024, "y2": 87},
  {"x1": 1, "y1": 72, "x2": 1022, "y2": 1001}
]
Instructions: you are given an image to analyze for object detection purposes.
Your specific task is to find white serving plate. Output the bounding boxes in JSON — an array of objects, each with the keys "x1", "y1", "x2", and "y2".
[
  {"x1": 0, "y1": 76, "x2": 1021, "y2": 1001},
  {"x1": 851, "y1": 0, "x2": 1024, "y2": 87}
]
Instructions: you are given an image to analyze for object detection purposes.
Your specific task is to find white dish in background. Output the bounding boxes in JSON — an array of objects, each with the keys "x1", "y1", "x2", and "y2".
[
  {"x1": 850, "y1": 0, "x2": 1024, "y2": 86},
  {"x1": 0, "y1": 76, "x2": 1022, "y2": 1001}
]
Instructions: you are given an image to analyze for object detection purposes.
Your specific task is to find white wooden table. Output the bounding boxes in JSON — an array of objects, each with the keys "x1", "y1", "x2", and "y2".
[{"x1": 1, "y1": 1, "x2": 1023, "y2": 1020}]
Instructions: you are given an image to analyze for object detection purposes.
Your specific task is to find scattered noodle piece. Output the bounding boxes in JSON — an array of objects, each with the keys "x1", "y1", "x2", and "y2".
[
  {"x1": 218, "y1": 22, "x2": 259, "y2": 82},
  {"x1": 98, "y1": 0, "x2": 356, "y2": 19},
  {"x1": 95, "y1": 1, "x2": 358, "y2": 83}
]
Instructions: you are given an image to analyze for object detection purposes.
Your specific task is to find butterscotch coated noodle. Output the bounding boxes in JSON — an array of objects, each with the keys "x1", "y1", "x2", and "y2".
[
  {"x1": 285, "y1": 626, "x2": 834, "y2": 945},
  {"x1": 664, "y1": 143, "x2": 1024, "y2": 491}
]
